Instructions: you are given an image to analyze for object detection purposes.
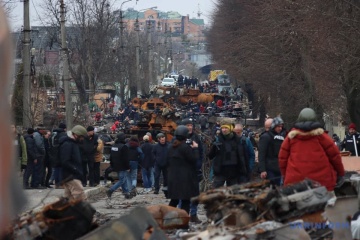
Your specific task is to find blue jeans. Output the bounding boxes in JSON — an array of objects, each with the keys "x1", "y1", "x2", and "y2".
[
  {"x1": 53, "y1": 167, "x2": 62, "y2": 185},
  {"x1": 127, "y1": 161, "x2": 138, "y2": 190},
  {"x1": 110, "y1": 171, "x2": 128, "y2": 193},
  {"x1": 142, "y1": 168, "x2": 152, "y2": 188},
  {"x1": 150, "y1": 167, "x2": 154, "y2": 188}
]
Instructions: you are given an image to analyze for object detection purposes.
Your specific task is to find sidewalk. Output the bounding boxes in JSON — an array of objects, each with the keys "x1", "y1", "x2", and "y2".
[{"x1": 21, "y1": 185, "x2": 105, "y2": 213}]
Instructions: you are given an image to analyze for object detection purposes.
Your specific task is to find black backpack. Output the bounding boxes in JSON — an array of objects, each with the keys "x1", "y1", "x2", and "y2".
[{"x1": 49, "y1": 132, "x2": 62, "y2": 167}]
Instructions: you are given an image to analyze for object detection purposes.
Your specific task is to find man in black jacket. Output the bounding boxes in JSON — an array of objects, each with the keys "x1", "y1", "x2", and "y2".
[
  {"x1": 59, "y1": 125, "x2": 87, "y2": 201},
  {"x1": 106, "y1": 133, "x2": 131, "y2": 199},
  {"x1": 208, "y1": 120, "x2": 249, "y2": 188},
  {"x1": 23, "y1": 128, "x2": 38, "y2": 189},
  {"x1": 258, "y1": 117, "x2": 285, "y2": 186},
  {"x1": 152, "y1": 133, "x2": 169, "y2": 195},
  {"x1": 79, "y1": 126, "x2": 98, "y2": 187}
]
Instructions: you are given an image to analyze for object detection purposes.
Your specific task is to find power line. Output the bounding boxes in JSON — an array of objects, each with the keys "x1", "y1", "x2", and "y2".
[{"x1": 31, "y1": 0, "x2": 48, "y2": 26}]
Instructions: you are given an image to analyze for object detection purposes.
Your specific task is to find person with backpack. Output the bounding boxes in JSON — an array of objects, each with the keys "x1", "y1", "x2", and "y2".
[
  {"x1": 48, "y1": 123, "x2": 67, "y2": 188},
  {"x1": 126, "y1": 136, "x2": 144, "y2": 197},
  {"x1": 208, "y1": 120, "x2": 249, "y2": 188}
]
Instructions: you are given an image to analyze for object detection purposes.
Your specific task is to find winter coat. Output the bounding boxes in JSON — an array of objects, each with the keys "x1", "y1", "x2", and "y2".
[
  {"x1": 279, "y1": 121, "x2": 345, "y2": 191},
  {"x1": 187, "y1": 132, "x2": 204, "y2": 170},
  {"x1": 110, "y1": 141, "x2": 130, "y2": 172},
  {"x1": 167, "y1": 141, "x2": 199, "y2": 200},
  {"x1": 152, "y1": 142, "x2": 169, "y2": 167},
  {"x1": 208, "y1": 133, "x2": 249, "y2": 177},
  {"x1": 24, "y1": 134, "x2": 37, "y2": 162},
  {"x1": 16, "y1": 134, "x2": 27, "y2": 166},
  {"x1": 79, "y1": 134, "x2": 98, "y2": 162},
  {"x1": 140, "y1": 142, "x2": 154, "y2": 169},
  {"x1": 258, "y1": 130, "x2": 285, "y2": 174},
  {"x1": 59, "y1": 135, "x2": 83, "y2": 183},
  {"x1": 127, "y1": 140, "x2": 144, "y2": 162},
  {"x1": 94, "y1": 139, "x2": 104, "y2": 163},
  {"x1": 33, "y1": 131, "x2": 45, "y2": 158}
]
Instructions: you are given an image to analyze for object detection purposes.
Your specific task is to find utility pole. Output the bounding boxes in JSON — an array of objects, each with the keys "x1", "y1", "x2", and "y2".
[
  {"x1": 118, "y1": 0, "x2": 132, "y2": 104},
  {"x1": 163, "y1": 23, "x2": 168, "y2": 78},
  {"x1": 156, "y1": 21, "x2": 161, "y2": 82},
  {"x1": 147, "y1": 20, "x2": 152, "y2": 92},
  {"x1": 60, "y1": 0, "x2": 73, "y2": 129},
  {"x1": 135, "y1": 18, "x2": 140, "y2": 98},
  {"x1": 22, "y1": 0, "x2": 31, "y2": 128}
]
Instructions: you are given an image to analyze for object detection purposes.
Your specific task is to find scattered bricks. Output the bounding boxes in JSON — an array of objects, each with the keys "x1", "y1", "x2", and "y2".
[{"x1": 146, "y1": 204, "x2": 190, "y2": 230}]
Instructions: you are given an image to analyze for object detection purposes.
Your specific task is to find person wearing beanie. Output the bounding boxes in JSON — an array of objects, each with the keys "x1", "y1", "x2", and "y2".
[
  {"x1": 140, "y1": 134, "x2": 154, "y2": 193},
  {"x1": 58, "y1": 125, "x2": 87, "y2": 200},
  {"x1": 208, "y1": 120, "x2": 249, "y2": 188},
  {"x1": 279, "y1": 108, "x2": 345, "y2": 192},
  {"x1": 106, "y1": 133, "x2": 131, "y2": 199},
  {"x1": 258, "y1": 116, "x2": 285, "y2": 186},
  {"x1": 341, "y1": 122, "x2": 360, "y2": 156}
]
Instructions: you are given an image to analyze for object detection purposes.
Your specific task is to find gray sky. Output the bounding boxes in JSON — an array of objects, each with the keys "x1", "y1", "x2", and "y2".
[{"x1": 9, "y1": 0, "x2": 218, "y2": 31}]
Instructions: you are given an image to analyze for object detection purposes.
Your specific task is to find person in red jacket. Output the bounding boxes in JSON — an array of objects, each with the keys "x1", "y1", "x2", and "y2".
[{"x1": 278, "y1": 108, "x2": 345, "y2": 191}]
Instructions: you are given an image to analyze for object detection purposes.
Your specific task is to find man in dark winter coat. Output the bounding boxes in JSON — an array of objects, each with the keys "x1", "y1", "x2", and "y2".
[
  {"x1": 258, "y1": 117, "x2": 285, "y2": 186},
  {"x1": 32, "y1": 126, "x2": 46, "y2": 188},
  {"x1": 106, "y1": 133, "x2": 131, "y2": 199},
  {"x1": 23, "y1": 128, "x2": 38, "y2": 189},
  {"x1": 152, "y1": 133, "x2": 169, "y2": 194},
  {"x1": 208, "y1": 121, "x2": 249, "y2": 188},
  {"x1": 140, "y1": 135, "x2": 154, "y2": 193},
  {"x1": 59, "y1": 125, "x2": 87, "y2": 200},
  {"x1": 79, "y1": 126, "x2": 98, "y2": 187},
  {"x1": 341, "y1": 123, "x2": 360, "y2": 156},
  {"x1": 49, "y1": 123, "x2": 67, "y2": 188}
]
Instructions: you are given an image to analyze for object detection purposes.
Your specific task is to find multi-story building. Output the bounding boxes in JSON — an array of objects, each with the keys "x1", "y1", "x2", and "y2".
[{"x1": 116, "y1": 8, "x2": 206, "y2": 42}]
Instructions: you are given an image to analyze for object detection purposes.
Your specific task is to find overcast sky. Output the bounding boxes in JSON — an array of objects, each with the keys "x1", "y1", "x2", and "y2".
[{"x1": 9, "y1": 0, "x2": 218, "y2": 31}]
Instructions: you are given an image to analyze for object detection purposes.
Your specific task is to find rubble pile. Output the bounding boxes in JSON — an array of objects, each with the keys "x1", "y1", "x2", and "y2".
[{"x1": 189, "y1": 179, "x2": 334, "y2": 239}]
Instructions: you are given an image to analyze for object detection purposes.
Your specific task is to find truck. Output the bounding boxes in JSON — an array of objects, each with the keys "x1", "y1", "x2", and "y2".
[{"x1": 208, "y1": 70, "x2": 226, "y2": 81}]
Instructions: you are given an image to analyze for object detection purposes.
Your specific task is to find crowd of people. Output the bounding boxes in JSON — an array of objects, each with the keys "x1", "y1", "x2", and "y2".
[{"x1": 12, "y1": 106, "x2": 360, "y2": 223}]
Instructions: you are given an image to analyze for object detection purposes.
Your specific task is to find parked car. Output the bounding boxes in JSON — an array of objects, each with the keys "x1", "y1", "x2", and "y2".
[{"x1": 161, "y1": 78, "x2": 176, "y2": 87}]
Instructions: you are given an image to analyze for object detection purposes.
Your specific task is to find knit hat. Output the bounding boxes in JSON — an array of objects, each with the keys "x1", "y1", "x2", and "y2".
[
  {"x1": 143, "y1": 135, "x2": 149, "y2": 141},
  {"x1": 58, "y1": 123, "x2": 66, "y2": 129},
  {"x1": 349, "y1": 123, "x2": 356, "y2": 130},
  {"x1": 116, "y1": 132, "x2": 126, "y2": 143},
  {"x1": 87, "y1": 126, "x2": 95, "y2": 132},
  {"x1": 220, "y1": 120, "x2": 234, "y2": 132},
  {"x1": 297, "y1": 108, "x2": 317, "y2": 122},
  {"x1": 156, "y1": 133, "x2": 165, "y2": 139},
  {"x1": 270, "y1": 117, "x2": 284, "y2": 129},
  {"x1": 71, "y1": 125, "x2": 87, "y2": 137},
  {"x1": 27, "y1": 128, "x2": 34, "y2": 134}
]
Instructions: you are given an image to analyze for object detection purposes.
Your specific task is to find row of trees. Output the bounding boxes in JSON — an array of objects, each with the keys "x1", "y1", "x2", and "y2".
[
  {"x1": 12, "y1": 0, "x2": 173, "y2": 126},
  {"x1": 208, "y1": 0, "x2": 360, "y2": 127}
]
